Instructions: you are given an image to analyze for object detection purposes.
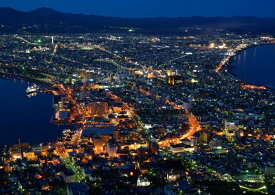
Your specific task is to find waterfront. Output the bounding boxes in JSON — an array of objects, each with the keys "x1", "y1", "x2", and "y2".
[
  {"x1": 231, "y1": 44, "x2": 275, "y2": 88},
  {"x1": 0, "y1": 32, "x2": 274, "y2": 194},
  {"x1": 0, "y1": 77, "x2": 64, "y2": 146}
]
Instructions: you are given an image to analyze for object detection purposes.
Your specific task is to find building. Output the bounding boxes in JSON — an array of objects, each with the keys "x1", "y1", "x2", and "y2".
[
  {"x1": 137, "y1": 176, "x2": 151, "y2": 187},
  {"x1": 55, "y1": 111, "x2": 69, "y2": 120},
  {"x1": 149, "y1": 141, "x2": 159, "y2": 154},
  {"x1": 93, "y1": 136, "x2": 110, "y2": 154},
  {"x1": 82, "y1": 119, "x2": 116, "y2": 137},
  {"x1": 167, "y1": 76, "x2": 185, "y2": 85},
  {"x1": 199, "y1": 131, "x2": 212, "y2": 144},
  {"x1": 113, "y1": 128, "x2": 120, "y2": 141},
  {"x1": 107, "y1": 141, "x2": 117, "y2": 158},
  {"x1": 89, "y1": 101, "x2": 109, "y2": 117}
]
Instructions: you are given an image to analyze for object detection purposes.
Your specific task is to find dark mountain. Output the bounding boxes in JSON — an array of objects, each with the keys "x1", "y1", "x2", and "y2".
[{"x1": 0, "y1": 7, "x2": 275, "y2": 34}]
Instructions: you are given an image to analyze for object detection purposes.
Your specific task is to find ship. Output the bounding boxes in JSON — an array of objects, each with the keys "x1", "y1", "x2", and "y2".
[
  {"x1": 26, "y1": 92, "x2": 37, "y2": 98},
  {"x1": 26, "y1": 84, "x2": 40, "y2": 93}
]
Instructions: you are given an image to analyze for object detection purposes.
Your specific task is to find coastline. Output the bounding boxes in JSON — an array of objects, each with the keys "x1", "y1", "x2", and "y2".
[
  {"x1": 0, "y1": 77, "x2": 64, "y2": 146},
  {"x1": 0, "y1": 73, "x2": 51, "y2": 88},
  {"x1": 0, "y1": 73, "x2": 75, "y2": 146},
  {"x1": 0, "y1": 69, "x2": 55, "y2": 89},
  {"x1": 221, "y1": 43, "x2": 275, "y2": 90}
]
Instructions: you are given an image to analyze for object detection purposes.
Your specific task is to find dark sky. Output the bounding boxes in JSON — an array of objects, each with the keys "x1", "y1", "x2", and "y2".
[{"x1": 0, "y1": 0, "x2": 275, "y2": 18}]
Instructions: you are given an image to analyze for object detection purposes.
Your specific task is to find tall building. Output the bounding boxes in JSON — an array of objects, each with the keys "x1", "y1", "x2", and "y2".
[
  {"x1": 199, "y1": 131, "x2": 212, "y2": 144},
  {"x1": 107, "y1": 141, "x2": 117, "y2": 158}
]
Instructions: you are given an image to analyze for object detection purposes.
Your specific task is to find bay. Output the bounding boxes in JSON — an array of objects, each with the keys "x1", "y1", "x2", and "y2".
[
  {"x1": 0, "y1": 77, "x2": 64, "y2": 146},
  {"x1": 231, "y1": 44, "x2": 275, "y2": 88}
]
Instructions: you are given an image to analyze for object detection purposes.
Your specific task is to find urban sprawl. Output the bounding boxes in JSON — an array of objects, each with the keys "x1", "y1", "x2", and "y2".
[{"x1": 0, "y1": 30, "x2": 274, "y2": 194}]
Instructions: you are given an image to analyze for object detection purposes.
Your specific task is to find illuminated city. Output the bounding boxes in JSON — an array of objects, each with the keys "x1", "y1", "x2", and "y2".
[{"x1": 0, "y1": 2, "x2": 274, "y2": 195}]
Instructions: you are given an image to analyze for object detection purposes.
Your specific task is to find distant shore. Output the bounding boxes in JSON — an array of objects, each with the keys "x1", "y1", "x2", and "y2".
[{"x1": 0, "y1": 71, "x2": 53, "y2": 87}]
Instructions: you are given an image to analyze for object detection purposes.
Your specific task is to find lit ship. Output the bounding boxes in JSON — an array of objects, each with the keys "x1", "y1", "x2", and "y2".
[
  {"x1": 26, "y1": 92, "x2": 37, "y2": 98},
  {"x1": 26, "y1": 84, "x2": 39, "y2": 93}
]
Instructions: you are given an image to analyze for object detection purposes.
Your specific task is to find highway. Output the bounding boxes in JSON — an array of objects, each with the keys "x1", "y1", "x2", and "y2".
[{"x1": 131, "y1": 84, "x2": 201, "y2": 147}]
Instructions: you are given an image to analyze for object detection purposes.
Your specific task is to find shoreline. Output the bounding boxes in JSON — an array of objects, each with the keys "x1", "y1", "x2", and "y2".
[
  {"x1": 0, "y1": 71, "x2": 54, "y2": 87},
  {"x1": 0, "y1": 77, "x2": 62, "y2": 147},
  {"x1": 220, "y1": 43, "x2": 275, "y2": 90},
  {"x1": 0, "y1": 74, "x2": 75, "y2": 146}
]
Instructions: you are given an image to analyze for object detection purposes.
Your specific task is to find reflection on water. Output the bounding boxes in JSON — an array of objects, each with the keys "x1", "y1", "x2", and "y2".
[
  {"x1": 231, "y1": 44, "x2": 275, "y2": 88},
  {"x1": 0, "y1": 78, "x2": 64, "y2": 146}
]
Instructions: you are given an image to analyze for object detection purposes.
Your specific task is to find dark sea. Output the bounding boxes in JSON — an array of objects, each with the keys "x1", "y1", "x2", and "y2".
[
  {"x1": 231, "y1": 44, "x2": 275, "y2": 88},
  {"x1": 0, "y1": 78, "x2": 65, "y2": 146}
]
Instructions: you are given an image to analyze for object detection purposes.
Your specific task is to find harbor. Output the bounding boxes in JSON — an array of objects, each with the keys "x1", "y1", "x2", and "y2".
[{"x1": 0, "y1": 76, "x2": 64, "y2": 146}]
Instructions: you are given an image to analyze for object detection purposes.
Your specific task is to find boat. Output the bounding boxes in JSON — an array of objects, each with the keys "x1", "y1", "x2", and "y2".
[
  {"x1": 26, "y1": 92, "x2": 37, "y2": 98},
  {"x1": 26, "y1": 84, "x2": 40, "y2": 93}
]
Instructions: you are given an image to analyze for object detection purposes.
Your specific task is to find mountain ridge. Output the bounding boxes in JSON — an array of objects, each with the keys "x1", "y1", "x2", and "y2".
[{"x1": 1, "y1": 7, "x2": 275, "y2": 34}]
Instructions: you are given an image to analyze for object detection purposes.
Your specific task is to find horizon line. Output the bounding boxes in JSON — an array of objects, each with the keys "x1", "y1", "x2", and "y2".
[{"x1": 1, "y1": 6, "x2": 275, "y2": 19}]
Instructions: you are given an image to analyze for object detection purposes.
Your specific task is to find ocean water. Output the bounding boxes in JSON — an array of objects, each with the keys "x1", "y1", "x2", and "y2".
[
  {"x1": 0, "y1": 78, "x2": 64, "y2": 146},
  {"x1": 231, "y1": 44, "x2": 275, "y2": 88}
]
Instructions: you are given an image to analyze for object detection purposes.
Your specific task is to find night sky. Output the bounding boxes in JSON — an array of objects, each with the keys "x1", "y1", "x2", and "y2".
[{"x1": 0, "y1": 0, "x2": 275, "y2": 17}]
